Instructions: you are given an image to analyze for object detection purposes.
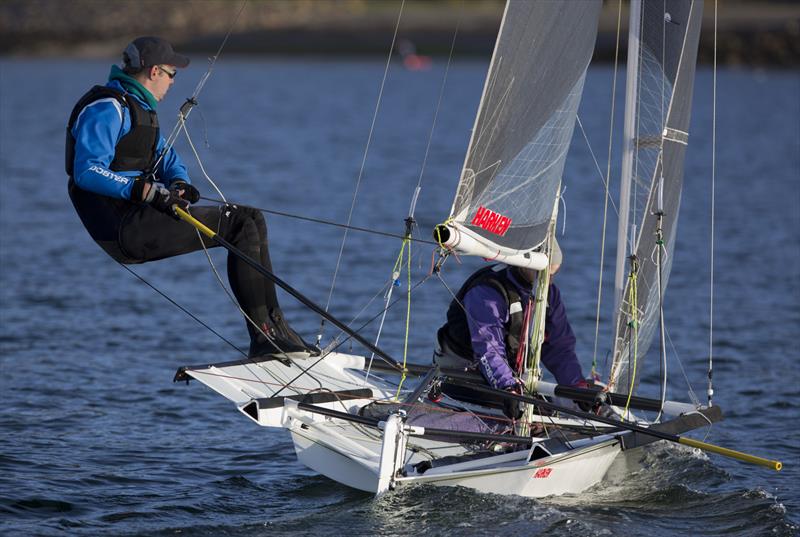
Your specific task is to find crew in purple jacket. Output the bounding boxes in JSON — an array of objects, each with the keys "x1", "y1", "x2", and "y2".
[{"x1": 435, "y1": 249, "x2": 586, "y2": 416}]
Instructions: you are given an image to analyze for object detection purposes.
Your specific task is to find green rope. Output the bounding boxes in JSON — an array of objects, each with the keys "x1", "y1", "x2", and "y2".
[
  {"x1": 393, "y1": 236, "x2": 412, "y2": 399},
  {"x1": 623, "y1": 259, "x2": 639, "y2": 419}
]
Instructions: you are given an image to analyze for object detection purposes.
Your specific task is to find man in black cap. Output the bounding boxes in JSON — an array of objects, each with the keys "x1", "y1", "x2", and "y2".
[{"x1": 66, "y1": 36, "x2": 316, "y2": 358}]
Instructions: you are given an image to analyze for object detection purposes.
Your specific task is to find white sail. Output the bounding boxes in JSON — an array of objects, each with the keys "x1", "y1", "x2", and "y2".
[
  {"x1": 610, "y1": 0, "x2": 704, "y2": 395},
  {"x1": 441, "y1": 0, "x2": 602, "y2": 261}
]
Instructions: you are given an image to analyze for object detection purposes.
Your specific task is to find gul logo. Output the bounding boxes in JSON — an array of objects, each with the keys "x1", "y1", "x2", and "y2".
[
  {"x1": 470, "y1": 206, "x2": 512, "y2": 236},
  {"x1": 533, "y1": 468, "x2": 552, "y2": 479}
]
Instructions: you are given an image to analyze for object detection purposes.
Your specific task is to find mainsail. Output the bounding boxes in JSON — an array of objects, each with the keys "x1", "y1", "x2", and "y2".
[
  {"x1": 610, "y1": 0, "x2": 704, "y2": 395},
  {"x1": 440, "y1": 0, "x2": 602, "y2": 265}
]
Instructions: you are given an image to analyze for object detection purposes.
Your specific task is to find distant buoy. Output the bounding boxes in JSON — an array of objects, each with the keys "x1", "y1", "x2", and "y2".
[{"x1": 403, "y1": 54, "x2": 432, "y2": 71}]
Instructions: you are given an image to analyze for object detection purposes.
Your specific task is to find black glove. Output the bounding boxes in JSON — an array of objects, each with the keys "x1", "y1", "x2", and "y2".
[
  {"x1": 169, "y1": 180, "x2": 200, "y2": 204},
  {"x1": 572, "y1": 379, "x2": 603, "y2": 413},
  {"x1": 502, "y1": 387, "x2": 524, "y2": 420},
  {"x1": 149, "y1": 184, "x2": 188, "y2": 218}
]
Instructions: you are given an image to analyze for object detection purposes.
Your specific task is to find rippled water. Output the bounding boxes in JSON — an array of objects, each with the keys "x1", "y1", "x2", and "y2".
[{"x1": 1, "y1": 58, "x2": 798, "y2": 536}]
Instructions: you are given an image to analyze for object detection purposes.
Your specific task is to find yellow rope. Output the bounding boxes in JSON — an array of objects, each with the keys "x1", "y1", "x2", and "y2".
[
  {"x1": 433, "y1": 218, "x2": 455, "y2": 249},
  {"x1": 623, "y1": 263, "x2": 639, "y2": 418},
  {"x1": 393, "y1": 236, "x2": 412, "y2": 399}
]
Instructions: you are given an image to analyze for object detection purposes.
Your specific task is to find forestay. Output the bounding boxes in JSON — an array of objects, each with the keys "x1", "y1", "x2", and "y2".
[
  {"x1": 610, "y1": 0, "x2": 704, "y2": 395},
  {"x1": 446, "y1": 0, "x2": 602, "y2": 257}
]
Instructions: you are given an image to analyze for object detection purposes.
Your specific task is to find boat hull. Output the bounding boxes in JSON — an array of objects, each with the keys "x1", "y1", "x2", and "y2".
[{"x1": 288, "y1": 416, "x2": 620, "y2": 498}]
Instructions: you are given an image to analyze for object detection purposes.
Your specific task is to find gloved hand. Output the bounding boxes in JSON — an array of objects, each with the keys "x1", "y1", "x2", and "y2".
[
  {"x1": 169, "y1": 180, "x2": 200, "y2": 204},
  {"x1": 572, "y1": 379, "x2": 603, "y2": 413},
  {"x1": 502, "y1": 386, "x2": 524, "y2": 420},
  {"x1": 149, "y1": 184, "x2": 188, "y2": 218}
]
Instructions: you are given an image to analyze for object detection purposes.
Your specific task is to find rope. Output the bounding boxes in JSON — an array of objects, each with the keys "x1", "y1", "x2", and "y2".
[
  {"x1": 198, "y1": 196, "x2": 437, "y2": 245},
  {"x1": 575, "y1": 116, "x2": 619, "y2": 216},
  {"x1": 118, "y1": 262, "x2": 245, "y2": 356},
  {"x1": 368, "y1": 239, "x2": 408, "y2": 383},
  {"x1": 271, "y1": 272, "x2": 433, "y2": 399},
  {"x1": 665, "y1": 327, "x2": 701, "y2": 406},
  {"x1": 394, "y1": 237, "x2": 412, "y2": 399},
  {"x1": 623, "y1": 258, "x2": 639, "y2": 419},
  {"x1": 118, "y1": 262, "x2": 311, "y2": 396},
  {"x1": 153, "y1": 0, "x2": 247, "y2": 175},
  {"x1": 591, "y1": 0, "x2": 623, "y2": 379},
  {"x1": 191, "y1": 224, "x2": 313, "y2": 375},
  {"x1": 414, "y1": 14, "x2": 460, "y2": 191},
  {"x1": 179, "y1": 123, "x2": 227, "y2": 202},
  {"x1": 708, "y1": 0, "x2": 718, "y2": 407},
  {"x1": 322, "y1": 0, "x2": 406, "y2": 322}
]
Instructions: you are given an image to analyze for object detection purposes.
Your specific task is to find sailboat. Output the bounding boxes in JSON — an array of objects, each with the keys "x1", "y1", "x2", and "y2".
[{"x1": 174, "y1": 0, "x2": 779, "y2": 498}]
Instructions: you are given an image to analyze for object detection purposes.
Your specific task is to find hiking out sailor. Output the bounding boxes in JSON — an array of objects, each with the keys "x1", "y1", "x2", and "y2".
[
  {"x1": 434, "y1": 241, "x2": 589, "y2": 418},
  {"x1": 66, "y1": 36, "x2": 316, "y2": 357}
]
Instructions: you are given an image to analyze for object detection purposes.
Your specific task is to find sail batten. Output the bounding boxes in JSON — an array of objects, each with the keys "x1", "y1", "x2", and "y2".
[{"x1": 446, "y1": 0, "x2": 602, "y2": 255}]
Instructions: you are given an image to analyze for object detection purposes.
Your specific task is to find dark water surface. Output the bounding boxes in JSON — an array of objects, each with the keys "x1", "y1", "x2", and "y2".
[{"x1": 1, "y1": 58, "x2": 798, "y2": 536}]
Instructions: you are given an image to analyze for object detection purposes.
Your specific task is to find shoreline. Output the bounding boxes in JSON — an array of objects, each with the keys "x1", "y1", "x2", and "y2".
[{"x1": 1, "y1": 1, "x2": 798, "y2": 66}]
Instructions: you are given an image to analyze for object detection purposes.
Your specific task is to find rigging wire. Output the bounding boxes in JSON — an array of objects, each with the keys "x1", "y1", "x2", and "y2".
[
  {"x1": 197, "y1": 196, "x2": 437, "y2": 245},
  {"x1": 414, "y1": 13, "x2": 460, "y2": 191},
  {"x1": 652, "y1": 1, "x2": 670, "y2": 424},
  {"x1": 708, "y1": 0, "x2": 718, "y2": 407},
  {"x1": 153, "y1": 0, "x2": 248, "y2": 176},
  {"x1": 119, "y1": 0, "x2": 316, "y2": 382},
  {"x1": 271, "y1": 272, "x2": 434, "y2": 399},
  {"x1": 665, "y1": 327, "x2": 701, "y2": 406},
  {"x1": 192, "y1": 224, "x2": 324, "y2": 389},
  {"x1": 575, "y1": 117, "x2": 619, "y2": 217},
  {"x1": 591, "y1": 0, "x2": 624, "y2": 379},
  {"x1": 118, "y1": 262, "x2": 246, "y2": 357},
  {"x1": 119, "y1": 262, "x2": 311, "y2": 396},
  {"x1": 375, "y1": 12, "x2": 460, "y2": 390},
  {"x1": 321, "y1": 0, "x2": 407, "y2": 326}
]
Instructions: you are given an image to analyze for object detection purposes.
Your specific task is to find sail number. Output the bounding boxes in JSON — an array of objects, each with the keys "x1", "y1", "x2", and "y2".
[{"x1": 532, "y1": 468, "x2": 552, "y2": 479}]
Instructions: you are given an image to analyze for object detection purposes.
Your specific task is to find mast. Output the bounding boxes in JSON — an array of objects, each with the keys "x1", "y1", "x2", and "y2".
[
  {"x1": 609, "y1": 0, "x2": 704, "y2": 395},
  {"x1": 613, "y1": 0, "x2": 642, "y2": 345},
  {"x1": 614, "y1": 0, "x2": 642, "y2": 314}
]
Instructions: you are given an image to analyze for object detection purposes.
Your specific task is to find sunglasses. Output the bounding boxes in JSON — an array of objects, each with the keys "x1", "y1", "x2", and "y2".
[{"x1": 157, "y1": 65, "x2": 176, "y2": 79}]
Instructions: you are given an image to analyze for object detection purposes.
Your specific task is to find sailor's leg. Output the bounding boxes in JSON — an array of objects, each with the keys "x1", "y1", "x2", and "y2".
[
  {"x1": 117, "y1": 203, "x2": 267, "y2": 339},
  {"x1": 116, "y1": 203, "x2": 228, "y2": 258},
  {"x1": 215, "y1": 205, "x2": 315, "y2": 356}
]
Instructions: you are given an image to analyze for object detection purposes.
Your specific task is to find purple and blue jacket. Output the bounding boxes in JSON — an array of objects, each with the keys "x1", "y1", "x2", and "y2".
[{"x1": 450, "y1": 266, "x2": 585, "y2": 389}]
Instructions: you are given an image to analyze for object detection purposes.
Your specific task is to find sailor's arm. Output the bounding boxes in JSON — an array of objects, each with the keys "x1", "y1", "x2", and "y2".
[
  {"x1": 540, "y1": 283, "x2": 585, "y2": 386},
  {"x1": 71, "y1": 100, "x2": 141, "y2": 200},
  {"x1": 155, "y1": 136, "x2": 190, "y2": 188},
  {"x1": 463, "y1": 285, "x2": 518, "y2": 390}
]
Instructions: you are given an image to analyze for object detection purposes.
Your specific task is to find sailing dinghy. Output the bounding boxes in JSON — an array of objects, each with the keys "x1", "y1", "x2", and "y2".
[{"x1": 174, "y1": 0, "x2": 780, "y2": 498}]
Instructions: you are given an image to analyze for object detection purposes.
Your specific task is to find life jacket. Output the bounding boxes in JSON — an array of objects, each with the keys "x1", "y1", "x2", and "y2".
[
  {"x1": 65, "y1": 85, "x2": 160, "y2": 177},
  {"x1": 437, "y1": 265, "x2": 528, "y2": 367}
]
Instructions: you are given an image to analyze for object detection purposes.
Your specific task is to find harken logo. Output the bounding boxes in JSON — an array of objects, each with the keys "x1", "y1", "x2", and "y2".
[
  {"x1": 533, "y1": 468, "x2": 552, "y2": 479},
  {"x1": 470, "y1": 206, "x2": 511, "y2": 236}
]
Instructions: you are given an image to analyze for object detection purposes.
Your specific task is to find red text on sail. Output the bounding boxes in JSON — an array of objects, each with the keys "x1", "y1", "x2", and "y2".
[{"x1": 470, "y1": 206, "x2": 512, "y2": 236}]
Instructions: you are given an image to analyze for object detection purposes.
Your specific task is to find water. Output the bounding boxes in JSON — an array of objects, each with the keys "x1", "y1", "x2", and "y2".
[{"x1": 1, "y1": 58, "x2": 798, "y2": 536}]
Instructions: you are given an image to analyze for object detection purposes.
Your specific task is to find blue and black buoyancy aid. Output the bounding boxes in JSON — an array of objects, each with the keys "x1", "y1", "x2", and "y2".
[
  {"x1": 437, "y1": 265, "x2": 527, "y2": 364},
  {"x1": 65, "y1": 85, "x2": 160, "y2": 178}
]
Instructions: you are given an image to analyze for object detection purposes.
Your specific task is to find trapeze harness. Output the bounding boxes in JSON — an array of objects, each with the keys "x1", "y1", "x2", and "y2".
[
  {"x1": 65, "y1": 85, "x2": 160, "y2": 260},
  {"x1": 438, "y1": 265, "x2": 526, "y2": 366}
]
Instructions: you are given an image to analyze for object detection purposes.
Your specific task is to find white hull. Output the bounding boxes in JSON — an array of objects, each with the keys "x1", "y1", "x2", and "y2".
[
  {"x1": 285, "y1": 413, "x2": 620, "y2": 497},
  {"x1": 181, "y1": 354, "x2": 636, "y2": 498}
]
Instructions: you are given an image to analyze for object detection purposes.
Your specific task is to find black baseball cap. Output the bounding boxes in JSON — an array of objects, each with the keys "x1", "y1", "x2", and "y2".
[{"x1": 123, "y1": 36, "x2": 190, "y2": 69}]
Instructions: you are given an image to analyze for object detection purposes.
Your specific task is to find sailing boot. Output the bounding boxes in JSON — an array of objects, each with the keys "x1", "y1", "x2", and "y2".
[{"x1": 248, "y1": 308, "x2": 319, "y2": 358}]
